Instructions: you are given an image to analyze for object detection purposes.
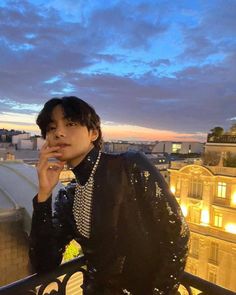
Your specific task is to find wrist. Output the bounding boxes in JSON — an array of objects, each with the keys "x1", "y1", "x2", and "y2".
[{"x1": 37, "y1": 191, "x2": 52, "y2": 202}]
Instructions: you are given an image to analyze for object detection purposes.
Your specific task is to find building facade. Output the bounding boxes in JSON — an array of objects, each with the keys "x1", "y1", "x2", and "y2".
[
  {"x1": 152, "y1": 141, "x2": 204, "y2": 155},
  {"x1": 169, "y1": 162, "x2": 236, "y2": 292},
  {"x1": 12, "y1": 133, "x2": 31, "y2": 146},
  {"x1": 103, "y1": 141, "x2": 155, "y2": 154}
]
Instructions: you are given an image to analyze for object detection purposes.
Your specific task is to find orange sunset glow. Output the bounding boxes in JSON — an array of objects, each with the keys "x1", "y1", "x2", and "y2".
[{"x1": 0, "y1": 121, "x2": 206, "y2": 142}]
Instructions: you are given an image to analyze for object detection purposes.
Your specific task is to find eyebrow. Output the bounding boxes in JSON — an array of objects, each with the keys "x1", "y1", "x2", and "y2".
[{"x1": 49, "y1": 116, "x2": 77, "y2": 124}]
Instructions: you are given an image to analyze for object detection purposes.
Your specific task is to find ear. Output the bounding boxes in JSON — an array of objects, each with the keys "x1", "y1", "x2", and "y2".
[{"x1": 90, "y1": 129, "x2": 99, "y2": 142}]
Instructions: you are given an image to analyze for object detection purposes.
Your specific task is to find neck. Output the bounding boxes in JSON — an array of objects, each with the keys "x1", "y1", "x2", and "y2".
[
  {"x1": 72, "y1": 146, "x2": 100, "y2": 186},
  {"x1": 67, "y1": 144, "x2": 95, "y2": 168}
]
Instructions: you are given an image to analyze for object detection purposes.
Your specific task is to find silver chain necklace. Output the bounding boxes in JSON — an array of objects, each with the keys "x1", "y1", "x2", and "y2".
[{"x1": 73, "y1": 150, "x2": 102, "y2": 239}]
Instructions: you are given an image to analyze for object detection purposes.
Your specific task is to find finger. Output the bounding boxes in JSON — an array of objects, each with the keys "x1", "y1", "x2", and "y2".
[
  {"x1": 42, "y1": 145, "x2": 61, "y2": 153},
  {"x1": 41, "y1": 138, "x2": 60, "y2": 151},
  {"x1": 47, "y1": 162, "x2": 65, "y2": 171},
  {"x1": 38, "y1": 154, "x2": 62, "y2": 168},
  {"x1": 39, "y1": 148, "x2": 62, "y2": 160},
  {"x1": 41, "y1": 141, "x2": 49, "y2": 150},
  {"x1": 37, "y1": 152, "x2": 63, "y2": 169},
  {"x1": 45, "y1": 149, "x2": 62, "y2": 160},
  {"x1": 48, "y1": 160, "x2": 65, "y2": 167}
]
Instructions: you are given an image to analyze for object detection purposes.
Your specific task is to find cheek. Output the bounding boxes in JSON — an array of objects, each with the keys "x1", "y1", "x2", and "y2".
[
  {"x1": 47, "y1": 141, "x2": 52, "y2": 147},
  {"x1": 46, "y1": 135, "x2": 54, "y2": 147}
]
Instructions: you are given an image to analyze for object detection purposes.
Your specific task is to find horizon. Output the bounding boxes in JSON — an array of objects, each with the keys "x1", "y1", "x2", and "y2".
[
  {"x1": 0, "y1": 0, "x2": 235, "y2": 141},
  {"x1": 0, "y1": 125, "x2": 208, "y2": 143}
]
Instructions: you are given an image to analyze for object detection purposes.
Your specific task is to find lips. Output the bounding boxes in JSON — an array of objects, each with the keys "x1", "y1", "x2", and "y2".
[{"x1": 58, "y1": 143, "x2": 70, "y2": 149}]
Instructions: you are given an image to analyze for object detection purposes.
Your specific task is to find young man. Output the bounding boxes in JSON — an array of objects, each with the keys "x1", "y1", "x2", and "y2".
[{"x1": 29, "y1": 96, "x2": 189, "y2": 295}]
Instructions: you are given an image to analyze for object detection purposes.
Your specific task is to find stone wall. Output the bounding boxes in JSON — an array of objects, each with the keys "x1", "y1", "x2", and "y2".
[{"x1": 0, "y1": 217, "x2": 31, "y2": 286}]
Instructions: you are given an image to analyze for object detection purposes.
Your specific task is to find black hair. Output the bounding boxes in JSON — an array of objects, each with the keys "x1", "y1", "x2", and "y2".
[{"x1": 36, "y1": 96, "x2": 103, "y2": 149}]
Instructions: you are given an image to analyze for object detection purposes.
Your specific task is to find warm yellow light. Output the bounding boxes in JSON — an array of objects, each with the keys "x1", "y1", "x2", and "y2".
[
  {"x1": 225, "y1": 223, "x2": 236, "y2": 234},
  {"x1": 231, "y1": 192, "x2": 236, "y2": 205},
  {"x1": 201, "y1": 209, "x2": 209, "y2": 225},
  {"x1": 181, "y1": 204, "x2": 188, "y2": 217},
  {"x1": 170, "y1": 186, "x2": 176, "y2": 194}
]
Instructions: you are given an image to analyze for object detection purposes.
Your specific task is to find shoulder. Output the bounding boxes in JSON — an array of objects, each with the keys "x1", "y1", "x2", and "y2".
[
  {"x1": 121, "y1": 151, "x2": 167, "y2": 187},
  {"x1": 122, "y1": 151, "x2": 157, "y2": 172},
  {"x1": 100, "y1": 151, "x2": 159, "y2": 177},
  {"x1": 101, "y1": 150, "x2": 150, "y2": 165},
  {"x1": 100, "y1": 151, "x2": 128, "y2": 165},
  {"x1": 102, "y1": 150, "x2": 150, "y2": 162}
]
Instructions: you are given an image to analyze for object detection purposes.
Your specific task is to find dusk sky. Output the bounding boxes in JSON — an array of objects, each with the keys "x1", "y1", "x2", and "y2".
[{"x1": 0, "y1": 0, "x2": 235, "y2": 142}]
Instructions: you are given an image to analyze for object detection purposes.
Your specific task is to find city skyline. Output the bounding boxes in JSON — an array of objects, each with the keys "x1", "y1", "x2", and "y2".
[{"x1": 0, "y1": 0, "x2": 235, "y2": 141}]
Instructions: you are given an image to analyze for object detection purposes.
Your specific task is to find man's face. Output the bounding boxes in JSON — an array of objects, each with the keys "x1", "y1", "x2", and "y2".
[{"x1": 46, "y1": 104, "x2": 98, "y2": 167}]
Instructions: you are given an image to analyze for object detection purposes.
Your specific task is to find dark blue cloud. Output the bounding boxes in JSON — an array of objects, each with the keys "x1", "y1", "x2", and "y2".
[{"x1": 0, "y1": 0, "x2": 235, "y2": 136}]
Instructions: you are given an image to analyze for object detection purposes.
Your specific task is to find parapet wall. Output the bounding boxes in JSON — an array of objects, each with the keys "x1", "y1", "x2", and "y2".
[{"x1": 0, "y1": 215, "x2": 31, "y2": 286}]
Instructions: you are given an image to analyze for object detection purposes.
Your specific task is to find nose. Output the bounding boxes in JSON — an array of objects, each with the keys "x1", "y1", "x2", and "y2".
[{"x1": 54, "y1": 126, "x2": 66, "y2": 138}]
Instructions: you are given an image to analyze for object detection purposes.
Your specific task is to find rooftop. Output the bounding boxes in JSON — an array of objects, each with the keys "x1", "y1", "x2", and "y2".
[
  {"x1": 207, "y1": 134, "x2": 236, "y2": 144},
  {"x1": 169, "y1": 161, "x2": 236, "y2": 177},
  {"x1": 0, "y1": 160, "x2": 63, "y2": 233}
]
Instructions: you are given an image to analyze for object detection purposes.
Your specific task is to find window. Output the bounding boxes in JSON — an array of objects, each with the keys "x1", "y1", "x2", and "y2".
[
  {"x1": 189, "y1": 144, "x2": 192, "y2": 153},
  {"x1": 208, "y1": 270, "x2": 217, "y2": 284},
  {"x1": 209, "y1": 242, "x2": 219, "y2": 264},
  {"x1": 190, "y1": 237, "x2": 199, "y2": 258},
  {"x1": 172, "y1": 143, "x2": 181, "y2": 153},
  {"x1": 214, "y1": 212, "x2": 223, "y2": 227},
  {"x1": 217, "y1": 182, "x2": 226, "y2": 198},
  {"x1": 189, "y1": 207, "x2": 201, "y2": 224},
  {"x1": 189, "y1": 179, "x2": 203, "y2": 199},
  {"x1": 187, "y1": 263, "x2": 198, "y2": 275}
]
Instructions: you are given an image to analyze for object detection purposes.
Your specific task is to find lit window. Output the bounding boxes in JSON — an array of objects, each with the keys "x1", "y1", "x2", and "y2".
[
  {"x1": 189, "y1": 179, "x2": 203, "y2": 199},
  {"x1": 217, "y1": 182, "x2": 226, "y2": 198},
  {"x1": 172, "y1": 143, "x2": 181, "y2": 153},
  {"x1": 188, "y1": 144, "x2": 192, "y2": 153},
  {"x1": 225, "y1": 223, "x2": 236, "y2": 234},
  {"x1": 180, "y1": 204, "x2": 188, "y2": 217},
  {"x1": 201, "y1": 209, "x2": 209, "y2": 225},
  {"x1": 209, "y1": 242, "x2": 219, "y2": 264},
  {"x1": 231, "y1": 191, "x2": 236, "y2": 206},
  {"x1": 214, "y1": 212, "x2": 223, "y2": 227}
]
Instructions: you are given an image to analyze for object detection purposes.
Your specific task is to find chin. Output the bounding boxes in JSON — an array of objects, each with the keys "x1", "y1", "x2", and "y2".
[{"x1": 56, "y1": 155, "x2": 67, "y2": 162}]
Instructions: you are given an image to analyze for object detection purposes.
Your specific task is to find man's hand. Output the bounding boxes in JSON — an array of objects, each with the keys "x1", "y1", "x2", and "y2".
[{"x1": 37, "y1": 141, "x2": 65, "y2": 202}]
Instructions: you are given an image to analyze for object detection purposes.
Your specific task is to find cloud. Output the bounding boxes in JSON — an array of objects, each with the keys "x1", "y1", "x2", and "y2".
[
  {"x1": 56, "y1": 69, "x2": 235, "y2": 134},
  {"x1": 178, "y1": 0, "x2": 236, "y2": 62},
  {"x1": 0, "y1": 0, "x2": 235, "y2": 139}
]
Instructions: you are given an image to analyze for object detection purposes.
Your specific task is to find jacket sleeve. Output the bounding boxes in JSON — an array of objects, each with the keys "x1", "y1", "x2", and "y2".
[
  {"x1": 128, "y1": 152, "x2": 190, "y2": 295},
  {"x1": 29, "y1": 188, "x2": 74, "y2": 273}
]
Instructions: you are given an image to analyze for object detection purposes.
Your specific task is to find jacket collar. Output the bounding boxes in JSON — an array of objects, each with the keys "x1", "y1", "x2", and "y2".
[{"x1": 72, "y1": 147, "x2": 100, "y2": 186}]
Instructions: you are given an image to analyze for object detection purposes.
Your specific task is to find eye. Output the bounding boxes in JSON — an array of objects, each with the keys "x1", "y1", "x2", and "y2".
[
  {"x1": 47, "y1": 125, "x2": 56, "y2": 131},
  {"x1": 67, "y1": 121, "x2": 77, "y2": 127}
]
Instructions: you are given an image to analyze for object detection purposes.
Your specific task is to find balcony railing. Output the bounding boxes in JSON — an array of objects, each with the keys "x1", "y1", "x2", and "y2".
[
  {"x1": 207, "y1": 165, "x2": 236, "y2": 177},
  {"x1": 207, "y1": 134, "x2": 236, "y2": 143},
  {"x1": 0, "y1": 256, "x2": 86, "y2": 295},
  {"x1": 0, "y1": 256, "x2": 235, "y2": 295}
]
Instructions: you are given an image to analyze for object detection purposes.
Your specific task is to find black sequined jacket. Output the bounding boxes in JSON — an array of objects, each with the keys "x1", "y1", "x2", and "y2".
[{"x1": 29, "y1": 148, "x2": 189, "y2": 295}]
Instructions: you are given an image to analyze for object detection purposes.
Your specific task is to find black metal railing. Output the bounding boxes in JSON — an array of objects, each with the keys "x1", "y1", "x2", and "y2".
[
  {"x1": 207, "y1": 134, "x2": 236, "y2": 143},
  {"x1": 0, "y1": 256, "x2": 86, "y2": 295},
  {"x1": 180, "y1": 272, "x2": 235, "y2": 295},
  {"x1": 0, "y1": 256, "x2": 235, "y2": 295}
]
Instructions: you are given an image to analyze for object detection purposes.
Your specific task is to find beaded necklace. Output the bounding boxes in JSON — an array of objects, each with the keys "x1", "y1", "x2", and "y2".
[{"x1": 73, "y1": 150, "x2": 102, "y2": 239}]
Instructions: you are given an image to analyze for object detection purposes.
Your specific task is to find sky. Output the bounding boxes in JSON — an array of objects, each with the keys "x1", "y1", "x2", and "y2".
[{"x1": 0, "y1": 0, "x2": 235, "y2": 142}]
